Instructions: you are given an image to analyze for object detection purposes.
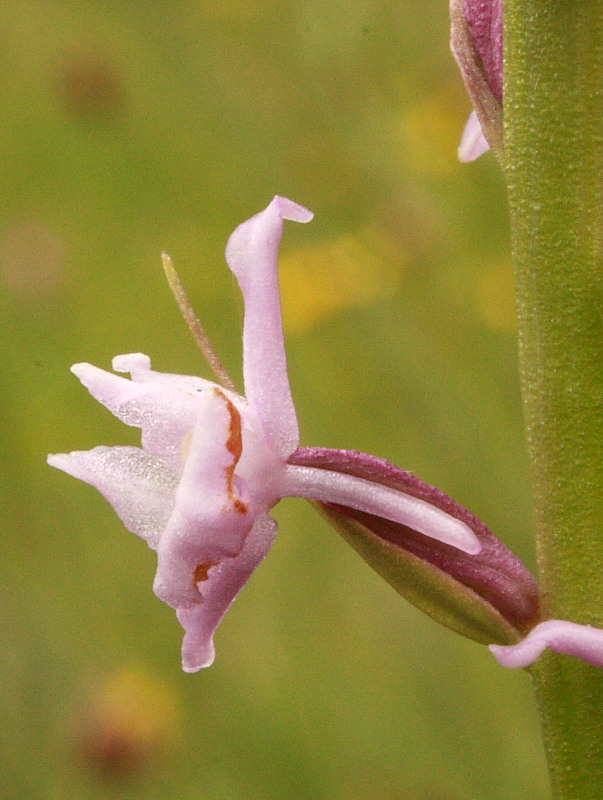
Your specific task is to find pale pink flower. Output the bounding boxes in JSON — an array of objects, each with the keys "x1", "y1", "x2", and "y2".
[
  {"x1": 48, "y1": 196, "x2": 603, "y2": 676},
  {"x1": 48, "y1": 197, "x2": 482, "y2": 671},
  {"x1": 49, "y1": 195, "x2": 603, "y2": 678}
]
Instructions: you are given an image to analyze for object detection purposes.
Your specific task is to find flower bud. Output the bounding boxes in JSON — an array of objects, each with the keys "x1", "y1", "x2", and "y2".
[
  {"x1": 450, "y1": 0, "x2": 504, "y2": 161},
  {"x1": 289, "y1": 447, "x2": 540, "y2": 646}
]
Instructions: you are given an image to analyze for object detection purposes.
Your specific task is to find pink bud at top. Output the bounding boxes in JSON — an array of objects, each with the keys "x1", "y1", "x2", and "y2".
[
  {"x1": 464, "y1": 0, "x2": 503, "y2": 103},
  {"x1": 451, "y1": 0, "x2": 504, "y2": 160}
]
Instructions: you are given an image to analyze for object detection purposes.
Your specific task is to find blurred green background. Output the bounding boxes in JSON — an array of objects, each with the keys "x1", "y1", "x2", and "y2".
[{"x1": 1, "y1": 1, "x2": 549, "y2": 798}]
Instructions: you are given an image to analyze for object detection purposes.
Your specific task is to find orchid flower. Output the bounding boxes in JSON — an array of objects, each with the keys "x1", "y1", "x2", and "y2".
[
  {"x1": 48, "y1": 196, "x2": 603, "y2": 676},
  {"x1": 48, "y1": 197, "x2": 483, "y2": 672}
]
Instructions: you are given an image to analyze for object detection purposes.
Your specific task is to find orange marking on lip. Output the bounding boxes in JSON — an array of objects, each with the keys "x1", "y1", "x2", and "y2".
[
  {"x1": 214, "y1": 388, "x2": 249, "y2": 515},
  {"x1": 194, "y1": 562, "x2": 214, "y2": 584}
]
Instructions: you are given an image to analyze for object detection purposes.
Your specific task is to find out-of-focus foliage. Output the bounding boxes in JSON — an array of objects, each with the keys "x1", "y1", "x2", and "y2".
[{"x1": 1, "y1": 1, "x2": 549, "y2": 798}]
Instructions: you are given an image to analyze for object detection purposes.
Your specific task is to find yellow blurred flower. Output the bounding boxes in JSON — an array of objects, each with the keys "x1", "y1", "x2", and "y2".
[
  {"x1": 400, "y1": 93, "x2": 466, "y2": 177},
  {"x1": 280, "y1": 225, "x2": 404, "y2": 334},
  {"x1": 74, "y1": 665, "x2": 181, "y2": 779}
]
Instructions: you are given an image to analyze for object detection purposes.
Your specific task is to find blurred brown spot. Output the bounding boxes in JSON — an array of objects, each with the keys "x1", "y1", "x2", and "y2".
[
  {"x1": 73, "y1": 666, "x2": 180, "y2": 782},
  {"x1": 79, "y1": 720, "x2": 144, "y2": 780},
  {"x1": 57, "y1": 51, "x2": 126, "y2": 118},
  {"x1": 0, "y1": 219, "x2": 65, "y2": 298}
]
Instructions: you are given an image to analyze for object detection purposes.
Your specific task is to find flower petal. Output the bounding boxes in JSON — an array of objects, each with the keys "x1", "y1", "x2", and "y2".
[
  {"x1": 47, "y1": 446, "x2": 178, "y2": 546},
  {"x1": 281, "y1": 462, "x2": 481, "y2": 554},
  {"x1": 490, "y1": 619, "x2": 603, "y2": 670},
  {"x1": 458, "y1": 110, "x2": 491, "y2": 162},
  {"x1": 177, "y1": 514, "x2": 278, "y2": 672},
  {"x1": 225, "y1": 196, "x2": 313, "y2": 459},
  {"x1": 152, "y1": 388, "x2": 256, "y2": 609},
  {"x1": 112, "y1": 353, "x2": 215, "y2": 393},
  {"x1": 72, "y1": 356, "x2": 216, "y2": 461}
]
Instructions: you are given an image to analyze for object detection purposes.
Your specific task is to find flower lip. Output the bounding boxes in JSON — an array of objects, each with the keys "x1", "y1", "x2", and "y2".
[{"x1": 459, "y1": 110, "x2": 492, "y2": 163}]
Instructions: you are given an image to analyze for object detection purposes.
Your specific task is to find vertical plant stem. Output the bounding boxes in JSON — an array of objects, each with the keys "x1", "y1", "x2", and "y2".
[{"x1": 504, "y1": 1, "x2": 603, "y2": 796}]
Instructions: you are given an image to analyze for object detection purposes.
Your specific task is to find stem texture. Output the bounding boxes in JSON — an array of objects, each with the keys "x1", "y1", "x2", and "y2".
[{"x1": 504, "y1": 1, "x2": 603, "y2": 796}]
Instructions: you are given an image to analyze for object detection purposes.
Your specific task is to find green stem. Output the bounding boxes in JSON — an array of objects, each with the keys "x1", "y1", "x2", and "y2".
[{"x1": 504, "y1": 1, "x2": 603, "y2": 797}]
